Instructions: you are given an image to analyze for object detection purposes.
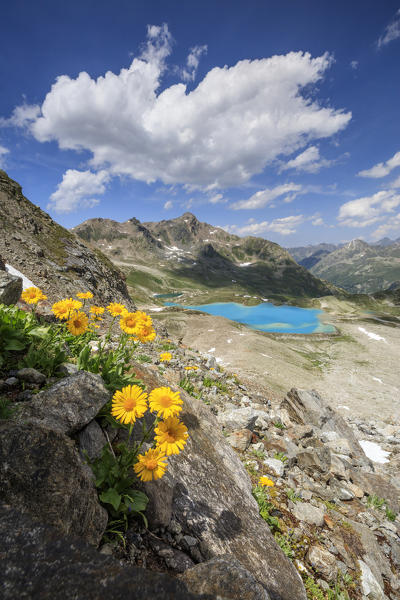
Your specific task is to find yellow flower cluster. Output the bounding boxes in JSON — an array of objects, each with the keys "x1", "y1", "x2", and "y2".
[
  {"x1": 259, "y1": 476, "x2": 275, "y2": 488},
  {"x1": 76, "y1": 291, "x2": 93, "y2": 299},
  {"x1": 52, "y1": 298, "x2": 82, "y2": 320},
  {"x1": 160, "y1": 352, "x2": 172, "y2": 362},
  {"x1": 119, "y1": 310, "x2": 156, "y2": 342},
  {"x1": 21, "y1": 287, "x2": 47, "y2": 305},
  {"x1": 184, "y1": 365, "x2": 199, "y2": 371},
  {"x1": 111, "y1": 384, "x2": 188, "y2": 482}
]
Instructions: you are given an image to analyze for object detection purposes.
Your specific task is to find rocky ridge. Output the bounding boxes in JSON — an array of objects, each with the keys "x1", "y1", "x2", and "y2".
[
  {"x1": 73, "y1": 212, "x2": 338, "y2": 301},
  {"x1": 288, "y1": 239, "x2": 400, "y2": 294},
  {"x1": 0, "y1": 170, "x2": 134, "y2": 307}
]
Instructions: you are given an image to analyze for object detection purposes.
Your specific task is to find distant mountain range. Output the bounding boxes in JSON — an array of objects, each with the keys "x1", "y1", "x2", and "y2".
[
  {"x1": 288, "y1": 238, "x2": 400, "y2": 294},
  {"x1": 73, "y1": 213, "x2": 338, "y2": 302}
]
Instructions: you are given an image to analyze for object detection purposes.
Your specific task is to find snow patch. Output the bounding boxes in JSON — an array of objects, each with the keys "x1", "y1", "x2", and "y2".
[
  {"x1": 239, "y1": 262, "x2": 252, "y2": 267},
  {"x1": 227, "y1": 339, "x2": 232, "y2": 344},
  {"x1": 337, "y1": 405, "x2": 350, "y2": 410},
  {"x1": 261, "y1": 353, "x2": 272, "y2": 358},
  {"x1": 207, "y1": 347, "x2": 215, "y2": 353},
  {"x1": 5, "y1": 264, "x2": 35, "y2": 290},
  {"x1": 359, "y1": 440, "x2": 390, "y2": 464},
  {"x1": 151, "y1": 307, "x2": 164, "y2": 312},
  {"x1": 372, "y1": 376, "x2": 383, "y2": 384},
  {"x1": 358, "y1": 327, "x2": 387, "y2": 343},
  {"x1": 207, "y1": 329, "x2": 214, "y2": 332}
]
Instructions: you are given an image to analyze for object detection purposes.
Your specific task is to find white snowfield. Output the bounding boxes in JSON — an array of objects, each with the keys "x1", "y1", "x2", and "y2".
[
  {"x1": 239, "y1": 262, "x2": 252, "y2": 267},
  {"x1": 5, "y1": 264, "x2": 35, "y2": 290},
  {"x1": 359, "y1": 440, "x2": 390, "y2": 464},
  {"x1": 358, "y1": 327, "x2": 387, "y2": 343}
]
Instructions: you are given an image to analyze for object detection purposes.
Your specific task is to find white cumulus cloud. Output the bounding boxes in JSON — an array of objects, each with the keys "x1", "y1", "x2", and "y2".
[
  {"x1": 6, "y1": 25, "x2": 350, "y2": 190},
  {"x1": 358, "y1": 150, "x2": 400, "y2": 178},
  {"x1": 48, "y1": 169, "x2": 110, "y2": 213},
  {"x1": 371, "y1": 213, "x2": 400, "y2": 240},
  {"x1": 163, "y1": 200, "x2": 173, "y2": 210},
  {"x1": 181, "y1": 45, "x2": 207, "y2": 82},
  {"x1": 0, "y1": 103, "x2": 40, "y2": 128},
  {"x1": 377, "y1": 9, "x2": 400, "y2": 48},
  {"x1": 338, "y1": 189, "x2": 400, "y2": 228},
  {"x1": 231, "y1": 183, "x2": 303, "y2": 210},
  {"x1": 279, "y1": 145, "x2": 335, "y2": 174},
  {"x1": 226, "y1": 215, "x2": 305, "y2": 236}
]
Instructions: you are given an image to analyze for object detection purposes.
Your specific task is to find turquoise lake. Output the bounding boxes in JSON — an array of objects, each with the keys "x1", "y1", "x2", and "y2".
[{"x1": 164, "y1": 301, "x2": 334, "y2": 334}]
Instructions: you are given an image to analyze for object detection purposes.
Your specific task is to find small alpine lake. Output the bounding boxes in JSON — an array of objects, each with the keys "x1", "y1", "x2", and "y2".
[{"x1": 164, "y1": 300, "x2": 335, "y2": 334}]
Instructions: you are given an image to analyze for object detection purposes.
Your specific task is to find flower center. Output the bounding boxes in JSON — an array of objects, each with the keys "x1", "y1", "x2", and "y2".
[
  {"x1": 145, "y1": 459, "x2": 157, "y2": 470},
  {"x1": 160, "y1": 395, "x2": 172, "y2": 407},
  {"x1": 123, "y1": 398, "x2": 136, "y2": 411},
  {"x1": 126, "y1": 318, "x2": 135, "y2": 327},
  {"x1": 73, "y1": 319, "x2": 81, "y2": 328},
  {"x1": 165, "y1": 432, "x2": 176, "y2": 443}
]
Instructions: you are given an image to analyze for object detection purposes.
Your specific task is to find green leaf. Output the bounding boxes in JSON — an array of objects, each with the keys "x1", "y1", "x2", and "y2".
[
  {"x1": 124, "y1": 489, "x2": 149, "y2": 513},
  {"x1": 4, "y1": 338, "x2": 27, "y2": 351},
  {"x1": 28, "y1": 325, "x2": 51, "y2": 338},
  {"x1": 100, "y1": 487, "x2": 122, "y2": 512}
]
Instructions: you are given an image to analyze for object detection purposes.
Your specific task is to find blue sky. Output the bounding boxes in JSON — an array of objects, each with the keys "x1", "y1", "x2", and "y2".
[{"x1": 1, "y1": 0, "x2": 400, "y2": 246}]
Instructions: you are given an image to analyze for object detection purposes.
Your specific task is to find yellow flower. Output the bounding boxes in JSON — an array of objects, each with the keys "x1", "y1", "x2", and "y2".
[
  {"x1": 90, "y1": 305, "x2": 105, "y2": 316},
  {"x1": 51, "y1": 300, "x2": 69, "y2": 320},
  {"x1": 133, "y1": 310, "x2": 153, "y2": 327},
  {"x1": 76, "y1": 291, "x2": 93, "y2": 299},
  {"x1": 149, "y1": 386, "x2": 183, "y2": 419},
  {"x1": 107, "y1": 302, "x2": 127, "y2": 317},
  {"x1": 21, "y1": 287, "x2": 47, "y2": 305},
  {"x1": 160, "y1": 352, "x2": 172, "y2": 362},
  {"x1": 111, "y1": 384, "x2": 148, "y2": 425},
  {"x1": 259, "y1": 476, "x2": 275, "y2": 488},
  {"x1": 119, "y1": 312, "x2": 141, "y2": 335},
  {"x1": 184, "y1": 365, "x2": 199, "y2": 371},
  {"x1": 135, "y1": 323, "x2": 156, "y2": 343},
  {"x1": 66, "y1": 311, "x2": 89, "y2": 335},
  {"x1": 134, "y1": 447, "x2": 167, "y2": 482},
  {"x1": 52, "y1": 297, "x2": 83, "y2": 321},
  {"x1": 154, "y1": 416, "x2": 189, "y2": 455}
]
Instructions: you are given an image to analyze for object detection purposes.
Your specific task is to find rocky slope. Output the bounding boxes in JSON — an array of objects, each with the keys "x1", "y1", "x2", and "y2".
[
  {"x1": 73, "y1": 213, "x2": 338, "y2": 302},
  {"x1": 288, "y1": 239, "x2": 400, "y2": 294},
  {"x1": 1, "y1": 319, "x2": 399, "y2": 599},
  {"x1": 0, "y1": 170, "x2": 133, "y2": 306}
]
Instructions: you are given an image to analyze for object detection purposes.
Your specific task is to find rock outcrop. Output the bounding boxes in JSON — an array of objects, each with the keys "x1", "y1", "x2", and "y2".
[
  {"x1": 0, "y1": 505, "x2": 216, "y2": 600},
  {"x1": 0, "y1": 422, "x2": 107, "y2": 545},
  {"x1": 0, "y1": 169, "x2": 134, "y2": 306},
  {"x1": 131, "y1": 363, "x2": 307, "y2": 600}
]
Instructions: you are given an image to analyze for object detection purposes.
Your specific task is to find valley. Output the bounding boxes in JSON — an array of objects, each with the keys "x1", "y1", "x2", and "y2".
[{"x1": 145, "y1": 295, "x2": 400, "y2": 422}]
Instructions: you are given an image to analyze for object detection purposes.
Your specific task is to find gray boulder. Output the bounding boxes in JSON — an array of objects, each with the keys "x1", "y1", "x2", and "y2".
[
  {"x1": 349, "y1": 471, "x2": 400, "y2": 513},
  {"x1": 0, "y1": 505, "x2": 214, "y2": 600},
  {"x1": 132, "y1": 362, "x2": 307, "y2": 600},
  {"x1": 281, "y1": 389, "x2": 370, "y2": 467},
  {"x1": 291, "y1": 502, "x2": 325, "y2": 526},
  {"x1": 78, "y1": 419, "x2": 107, "y2": 461},
  {"x1": 0, "y1": 270, "x2": 22, "y2": 305},
  {"x1": 14, "y1": 371, "x2": 110, "y2": 435},
  {"x1": 0, "y1": 422, "x2": 107, "y2": 545},
  {"x1": 217, "y1": 406, "x2": 268, "y2": 431},
  {"x1": 181, "y1": 555, "x2": 271, "y2": 599},
  {"x1": 16, "y1": 367, "x2": 46, "y2": 385}
]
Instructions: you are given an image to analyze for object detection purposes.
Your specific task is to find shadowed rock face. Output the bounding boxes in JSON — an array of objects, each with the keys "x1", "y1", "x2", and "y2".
[
  {"x1": 0, "y1": 270, "x2": 22, "y2": 304},
  {"x1": 132, "y1": 363, "x2": 307, "y2": 600},
  {"x1": 0, "y1": 169, "x2": 134, "y2": 306},
  {"x1": 0, "y1": 422, "x2": 107, "y2": 546},
  {"x1": 14, "y1": 371, "x2": 110, "y2": 435},
  {"x1": 0, "y1": 505, "x2": 215, "y2": 600}
]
